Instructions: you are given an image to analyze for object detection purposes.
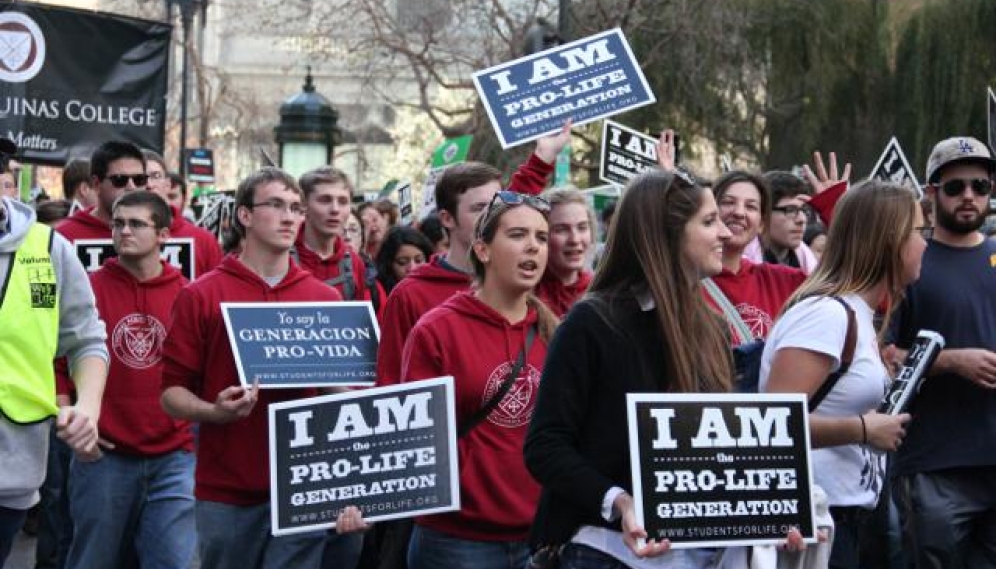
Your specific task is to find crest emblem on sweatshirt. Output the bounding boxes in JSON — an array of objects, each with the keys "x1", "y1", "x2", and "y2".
[
  {"x1": 481, "y1": 363, "x2": 542, "y2": 428},
  {"x1": 112, "y1": 313, "x2": 167, "y2": 369}
]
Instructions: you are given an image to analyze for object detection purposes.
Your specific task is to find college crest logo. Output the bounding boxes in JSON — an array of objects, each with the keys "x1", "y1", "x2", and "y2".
[
  {"x1": 112, "y1": 313, "x2": 167, "y2": 369},
  {"x1": 0, "y1": 12, "x2": 46, "y2": 83},
  {"x1": 481, "y1": 362, "x2": 542, "y2": 428}
]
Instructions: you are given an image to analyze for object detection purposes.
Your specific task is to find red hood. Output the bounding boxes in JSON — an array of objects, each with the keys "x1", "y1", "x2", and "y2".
[
  {"x1": 215, "y1": 253, "x2": 315, "y2": 291},
  {"x1": 406, "y1": 254, "x2": 474, "y2": 286},
  {"x1": 293, "y1": 227, "x2": 348, "y2": 265},
  {"x1": 443, "y1": 290, "x2": 539, "y2": 332},
  {"x1": 536, "y1": 269, "x2": 592, "y2": 317},
  {"x1": 57, "y1": 206, "x2": 111, "y2": 237}
]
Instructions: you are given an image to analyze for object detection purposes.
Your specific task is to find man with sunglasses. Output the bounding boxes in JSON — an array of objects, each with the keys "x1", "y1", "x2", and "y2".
[
  {"x1": 890, "y1": 136, "x2": 996, "y2": 568},
  {"x1": 57, "y1": 141, "x2": 148, "y2": 244}
]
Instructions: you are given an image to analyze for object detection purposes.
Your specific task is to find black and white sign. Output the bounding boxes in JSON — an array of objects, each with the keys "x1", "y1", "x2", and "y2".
[
  {"x1": 869, "y1": 136, "x2": 921, "y2": 197},
  {"x1": 599, "y1": 120, "x2": 658, "y2": 186},
  {"x1": 472, "y1": 28, "x2": 655, "y2": 148},
  {"x1": 396, "y1": 182, "x2": 413, "y2": 226},
  {"x1": 268, "y1": 377, "x2": 460, "y2": 535},
  {"x1": 193, "y1": 191, "x2": 235, "y2": 241},
  {"x1": 0, "y1": 3, "x2": 170, "y2": 164},
  {"x1": 74, "y1": 238, "x2": 195, "y2": 280},
  {"x1": 627, "y1": 393, "x2": 816, "y2": 548},
  {"x1": 988, "y1": 87, "x2": 996, "y2": 155},
  {"x1": 222, "y1": 301, "x2": 380, "y2": 388}
]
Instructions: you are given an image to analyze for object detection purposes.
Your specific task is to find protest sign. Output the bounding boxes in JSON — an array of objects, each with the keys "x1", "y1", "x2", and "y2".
[
  {"x1": 397, "y1": 182, "x2": 413, "y2": 226},
  {"x1": 222, "y1": 301, "x2": 379, "y2": 388},
  {"x1": 431, "y1": 135, "x2": 472, "y2": 168},
  {"x1": 627, "y1": 393, "x2": 816, "y2": 548},
  {"x1": 599, "y1": 120, "x2": 658, "y2": 186},
  {"x1": 869, "y1": 136, "x2": 921, "y2": 197},
  {"x1": 193, "y1": 191, "x2": 235, "y2": 241},
  {"x1": 472, "y1": 28, "x2": 655, "y2": 148},
  {"x1": 185, "y1": 148, "x2": 215, "y2": 183},
  {"x1": 0, "y1": 3, "x2": 170, "y2": 164},
  {"x1": 269, "y1": 377, "x2": 460, "y2": 535},
  {"x1": 988, "y1": 87, "x2": 996, "y2": 155},
  {"x1": 74, "y1": 238, "x2": 195, "y2": 280}
]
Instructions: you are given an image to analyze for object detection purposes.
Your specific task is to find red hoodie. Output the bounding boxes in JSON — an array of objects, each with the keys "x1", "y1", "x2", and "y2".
[
  {"x1": 90, "y1": 258, "x2": 192, "y2": 455},
  {"x1": 401, "y1": 292, "x2": 545, "y2": 541},
  {"x1": 706, "y1": 258, "x2": 806, "y2": 341},
  {"x1": 536, "y1": 270, "x2": 592, "y2": 317},
  {"x1": 161, "y1": 255, "x2": 342, "y2": 505},
  {"x1": 292, "y1": 229, "x2": 370, "y2": 302},
  {"x1": 56, "y1": 206, "x2": 110, "y2": 241},
  {"x1": 168, "y1": 205, "x2": 223, "y2": 279},
  {"x1": 375, "y1": 256, "x2": 472, "y2": 386},
  {"x1": 375, "y1": 155, "x2": 553, "y2": 387}
]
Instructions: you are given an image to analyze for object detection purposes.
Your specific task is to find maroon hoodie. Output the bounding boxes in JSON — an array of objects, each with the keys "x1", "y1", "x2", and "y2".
[
  {"x1": 91, "y1": 258, "x2": 192, "y2": 455},
  {"x1": 536, "y1": 269, "x2": 592, "y2": 318},
  {"x1": 293, "y1": 228, "x2": 370, "y2": 302},
  {"x1": 161, "y1": 255, "x2": 341, "y2": 505},
  {"x1": 401, "y1": 292, "x2": 545, "y2": 541},
  {"x1": 375, "y1": 255, "x2": 473, "y2": 386},
  {"x1": 56, "y1": 206, "x2": 110, "y2": 241}
]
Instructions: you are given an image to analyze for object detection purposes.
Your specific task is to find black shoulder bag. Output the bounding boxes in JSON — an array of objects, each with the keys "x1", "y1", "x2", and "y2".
[
  {"x1": 808, "y1": 296, "x2": 858, "y2": 411},
  {"x1": 457, "y1": 325, "x2": 537, "y2": 438}
]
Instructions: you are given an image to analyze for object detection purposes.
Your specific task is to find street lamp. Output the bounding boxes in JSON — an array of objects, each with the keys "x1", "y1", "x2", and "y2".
[
  {"x1": 274, "y1": 68, "x2": 339, "y2": 179},
  {"x1": 165, "y1": 0, "x2": 206, "y2": 179}
]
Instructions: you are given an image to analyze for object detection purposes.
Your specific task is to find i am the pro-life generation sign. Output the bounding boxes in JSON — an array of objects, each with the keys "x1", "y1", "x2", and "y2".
[
  {"x1": 627, "y1": 393, "x2": 816, "y2": 548},
  {"x1": 74, "y1": 238, "x2": 195, "y2": 280},
  {"x1": 472, "y1": 28, "x2": 655, "y2": 148},
  {"x1": 599, "y1": 120, "x2": 659, "y2": 186},
  {"x1": 268, "y1": 377, "x2": 459, "y2": 535},
  {"x1": 222, "y1": 302, "x2": 380, "y2": 388}
]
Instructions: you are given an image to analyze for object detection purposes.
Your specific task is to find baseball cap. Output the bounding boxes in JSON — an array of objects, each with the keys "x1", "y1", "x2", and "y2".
[{"x1": 925, "y1": 136, "x2": 996, "y2": 184}]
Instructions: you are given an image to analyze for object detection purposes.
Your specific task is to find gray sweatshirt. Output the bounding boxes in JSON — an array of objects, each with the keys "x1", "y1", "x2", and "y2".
[{"x1": 0, "y1": 197, "x2": 108, "y2": 509}]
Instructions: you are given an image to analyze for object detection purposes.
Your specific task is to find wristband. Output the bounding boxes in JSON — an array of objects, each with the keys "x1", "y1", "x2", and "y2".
[{"x1": 858, "y1": 414, "x2": 868, "y2": 445}]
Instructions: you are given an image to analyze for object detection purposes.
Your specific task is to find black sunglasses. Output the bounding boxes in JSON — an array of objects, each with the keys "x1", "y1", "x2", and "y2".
[
  {"x1": 104, "y1": 174, "x2": 149, "y2": 188},
  {"x1": 938, "y1": 178, "x2": 993, "y2": 198}
]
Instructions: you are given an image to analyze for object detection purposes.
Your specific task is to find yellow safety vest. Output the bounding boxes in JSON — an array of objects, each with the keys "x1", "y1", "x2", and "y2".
[{"x1": 0, "y1": 223, "x2": 60, "y2": 423}]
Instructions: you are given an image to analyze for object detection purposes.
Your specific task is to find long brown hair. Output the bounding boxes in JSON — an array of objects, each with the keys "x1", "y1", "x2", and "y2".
[
  {"x1": 590, "y1": 170, "x2": 732, "y2": 393},
  {"x1": 783, "y1": 180, "x2": 918, "y2": 335},
  {"x1": 471, "y1": 199, "x2": 560, "y2": 343}
]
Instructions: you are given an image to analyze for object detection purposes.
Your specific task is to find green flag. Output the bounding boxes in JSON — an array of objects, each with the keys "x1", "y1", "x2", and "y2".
[{"x1": 431, "y1": 135, "x2": 473, "y2": 168}]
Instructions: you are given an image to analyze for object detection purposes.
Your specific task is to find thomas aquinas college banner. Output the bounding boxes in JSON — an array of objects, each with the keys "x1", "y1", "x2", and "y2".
[{"x1": 0, "y1": 3, "x2": 170, "y2": 164}]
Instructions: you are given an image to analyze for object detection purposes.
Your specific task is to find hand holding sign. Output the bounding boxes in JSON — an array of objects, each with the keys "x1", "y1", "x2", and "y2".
[
  {"x1": 862, "y1": 411, "x2": 910, "y2": 452},
  {"x1": 534, "y1": 119, "x2": 573, "y2": 165},
  {"x1": 615, "y1": 491, "x2": 672, "y2": 558},
  {"x1": 213, "y1": 377, "x2": 259, "y2": 423},
  {"x1": 335, "y1": 506, "x2": 371, "y2": 535}
]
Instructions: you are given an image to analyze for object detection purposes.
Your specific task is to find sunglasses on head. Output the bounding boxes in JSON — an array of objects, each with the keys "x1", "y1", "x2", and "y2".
[
  {"x1": 938, "y1": 178, "x2": 993, "y2": 198},
  {"x1": 104, "y1": 174, "x2": 149, "y2": 188},
  {"x1": 478, "y1": 191, "x2": 551, "y2": 237}
]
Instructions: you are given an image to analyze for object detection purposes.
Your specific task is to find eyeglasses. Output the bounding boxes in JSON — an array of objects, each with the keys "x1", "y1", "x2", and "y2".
[
  {"x1": 771, "y1": 205, "x2": 808, "y2": 218},
  {"x1": 915, "y1": 226, "x2": 934, "y2": 240},
  {"x1": 938, "y1": 178, "x2": 993, "y2": 198},
  {"x1": 111, "y1": 218, "x2": 155, "y2": 231},
  {"x1": 479, "y1": 191, "x2": 551, "y2": 237},
  {"x1": 104, "y1": 174, "x2": 149, "y2": 188},
  {"x1": 250, "y1": 199, "x2": 304, "y2": 216}
]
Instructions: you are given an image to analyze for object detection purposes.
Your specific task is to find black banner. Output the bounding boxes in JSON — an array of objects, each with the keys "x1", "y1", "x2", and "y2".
[
  {"x1": 269, "y1": 377, "x2": 459, "y2": 535},
  {"x1": 75, "y1": 238, "x2": 195, "y2": 280},
  {"x1": 599, "y1": 119, "x2": 658, "y2": 186},
  {"x1": 0, "y1": 3, "x2": 170, "y2": 164},
  {"x1": 627, "y1": 394, "x2": 816, "y2": 548}
]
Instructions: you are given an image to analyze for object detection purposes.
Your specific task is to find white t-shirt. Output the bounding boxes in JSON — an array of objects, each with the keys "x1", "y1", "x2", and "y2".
[{"x1": 759, "y1": 294, "x2": 888, "y2": 508}]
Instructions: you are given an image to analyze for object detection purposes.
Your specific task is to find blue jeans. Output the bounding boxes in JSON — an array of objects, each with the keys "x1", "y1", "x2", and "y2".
[
  {"x1": 196, "y1": 500, "x2": 325, "y2": 569},
  {"x1": 36, "y1": 429, "x2": 73, "y2": 569},
  {"x1": 407, "y1": 525, "x2": 529, "y2": 569},
  {"x1": 0, "y1": 506, "x2": 28, "y2": 566},
  {"x1": 66, "y1": 450, "x2": 196, "y2": 569}
]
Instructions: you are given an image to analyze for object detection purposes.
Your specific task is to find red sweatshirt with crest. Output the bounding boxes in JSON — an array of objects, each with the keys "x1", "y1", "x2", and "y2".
[
  {"x1": 161, "y1": 255, "x2": 341, "y2": 505},
  {"x1": 90, "y1": 258, "x2": 193, "y2": 455},
  {"x1": 401, "y1": 291, "x2": 546, "y2": 541}
]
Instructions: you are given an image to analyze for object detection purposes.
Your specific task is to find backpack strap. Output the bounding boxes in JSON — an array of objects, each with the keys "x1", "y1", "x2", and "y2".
[
  {"x1": 458, "y1": 326, "x2": 536, "y2": 438},
  {"x1": 703, "y1": 278, "x2": 754, "y2": 346},
  {"x1": 808, "y1": 296, "x2": 857, "y2": 411}
]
